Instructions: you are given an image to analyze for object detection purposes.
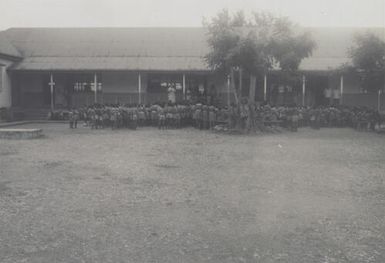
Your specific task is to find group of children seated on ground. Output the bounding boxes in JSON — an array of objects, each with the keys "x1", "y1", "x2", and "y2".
[
  {"x1": 251, "y1": 104, "x2": 382, "y2": 131},
  {"x1": 48, "y1": 101, "x2": 384, "y2": 132}
]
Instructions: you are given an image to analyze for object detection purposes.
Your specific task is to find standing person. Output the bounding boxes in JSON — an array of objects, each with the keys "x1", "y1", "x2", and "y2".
[
  {"x1": 170, "y1": 105, "x2": 177, "y2": 129},
  {"x1": 102, "y1": 109, "x2": 110, "y2": 128},
  {"x1": 151, "y1": 105, "x2": 158, "y2": 126},
  {"x1": 165, "y1": 107, "x2": 172, "y2": 129},
  {"x1": 314, "y1": 109, "x2": 321, "y2": 130},
  {"x1": 167, "y1": 84, "x2": 176, "y2": 104},
  {"x1": 130, "y1": 108, "x2": 138, "y2": 130},
  {"x1": 240, "y1": 101, "x2": 249, "y2": 131},
  {"x1": 85, "y1": 107, "x2": 92, "y2": 127},
  {"x1": 89, "y1": 108, "x2": 96, "y2": 129},
  {"x1": 110, "y1": 109, "x2": 117, "y2": 130},
  {"x1": 175, "y1": 105, "x2": 181, "y2": 129},
  {"x1": 191, "y1": 105, "x2": 197, "y2": 128},
  {"x1": 291, "y1": 110, "x2": 299, "y2": 132},
  {"x1": 247, "y1": 102, "x2": 255, "y2": 132},
  {"x1": 144, "y1": 105, "x2": 151, "y2": 126},
  {"x1": 96, "y1": 108, "x2": 101, "y2": 129},
  {"x1": 121, "y1": 107, "x2": 129, "y2": 128},
  {"x1": 196, "y1": 104, "x2": 203, "y2": 130},
  {"x1": 158, "y1": 107, "x2": 166, "y2": 130},
  {"x1": 209, "y1": 106, "x2": 216, "y2": 129},
  {"x1": 202, "y1": 105, "x2": 209, "y2": 129},
  {"x1": 73, "y1": 109, "x2": 79, "y2": 129},
  {"x1": 229, "y1": 103, "x2": 237, "y2": 129},
  {"x1": 298, "y1": 108, "x2": 304, "y2": 127},
  {"x1": 309, "y1": 109, "x2": 316, "y2": 129},
  {"x1": 98, "y1": 111, "x2": 103, "y2": 129},
  {"x1": 138, "y1": 106, "x2": 145, "y2": 127},
  {"x1": 68, "y1": 110, "x2": 74, "y2": 129}
]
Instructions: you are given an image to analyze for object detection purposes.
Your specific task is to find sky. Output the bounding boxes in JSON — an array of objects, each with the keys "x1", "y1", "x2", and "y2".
[{"x1": 0, "y1": 0, "x2": 384, "y2": 30}]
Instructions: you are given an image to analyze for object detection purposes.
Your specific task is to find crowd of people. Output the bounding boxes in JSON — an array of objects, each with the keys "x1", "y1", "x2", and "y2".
[
  {"x1": 48, "y1": 102, "x2": 385, "y2": 133},
  {"x1": 252, "y1": 104, "x2": 383, "y2": 131},
  {"x1": 50, "y1": 103, "x2": 229, "y2": 130}
]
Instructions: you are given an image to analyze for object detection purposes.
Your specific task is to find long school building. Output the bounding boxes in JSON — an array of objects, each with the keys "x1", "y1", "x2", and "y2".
[{"x1": 0, "y1": 27, "x2": 385, "y2": 116}]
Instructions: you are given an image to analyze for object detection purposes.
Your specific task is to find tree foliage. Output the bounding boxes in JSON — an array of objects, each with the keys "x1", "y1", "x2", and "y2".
[
  {"x1": 349, "y1": 32, "x2": 385, "y2": 92},
  {"x1": 204, "y1": 9, "x2": 316, "y2": 81}
]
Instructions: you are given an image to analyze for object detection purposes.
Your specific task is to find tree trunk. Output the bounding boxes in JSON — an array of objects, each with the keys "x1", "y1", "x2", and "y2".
[
  {"x1": 249, "y1": 75, "x2": 256, "y2": 103},
  {"x1": 230, "y1": 68, "x2": 241, "y2": 129},
  {"x1": 239, "y1": 68, "x2": 243, "y2": 100},
  {"x1": 248, "y1": 75, "x2": 257, "y2": 131},
  {"x1": 230, "y1": 68, "x2": 239, "y2": 105},
  {"x1": 236, "y1": 68, "x2": 244, "y2": 130}
]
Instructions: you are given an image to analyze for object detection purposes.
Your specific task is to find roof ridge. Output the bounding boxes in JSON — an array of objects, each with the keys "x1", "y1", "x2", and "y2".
[
  {"x1": 4, "y1": 26, "x2": 385, "y2": 30},
  {"x1": 4, "y1": 27, "x2": 206, "y2": 31}
]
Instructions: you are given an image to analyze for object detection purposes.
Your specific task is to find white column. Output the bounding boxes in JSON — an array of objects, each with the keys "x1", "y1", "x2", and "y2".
[
  {"x1": 182, "y1": 74, "x2": 186, "y2": 100},
  {"x1": 340, "y1": 75, "x2": 344, "y2": 105},
  {"x1": 302, "y1": 75, "x2": 306, "y2": 107},
  {"x1": 49, "y1": 73, "x2": 55, "y2": 111},
  {"x1": 263, "y1": 74, "x2": 267, "y2": 101},
  {"x1": 378, "y1": 89, "x2": 381, "y2": 112},
  {"x1": 138, "y1": 73, "x2": 142, "y2": 105},
  {"x1": 227, "y1": 75, "x2": 231, "y2": 107},
  {"x1": 94, "y1": 73, "x2": 98, "y2": 103},
  {"x1": 0, "y1": 66, "x2": 4, "y2": 96}
]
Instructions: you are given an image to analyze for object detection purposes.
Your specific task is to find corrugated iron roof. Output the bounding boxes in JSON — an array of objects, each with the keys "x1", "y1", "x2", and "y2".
[
  {"x1": 3, "y1": 27, "x2": 385, "y2": 71},
  {"x1": 0, "y1": 32, "x2": 22, "y2": 59},
  {"x1": 4, "y1": 28, "x2": 208, "y2": 58},
  {"x1": 10, "y1": 56, "x2": 207, "y2": 71}
]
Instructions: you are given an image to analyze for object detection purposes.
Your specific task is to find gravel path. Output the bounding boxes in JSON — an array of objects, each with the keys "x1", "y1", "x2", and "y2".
[{"x1": 1, "y1": 124, "x2": 385, "y2": 262}]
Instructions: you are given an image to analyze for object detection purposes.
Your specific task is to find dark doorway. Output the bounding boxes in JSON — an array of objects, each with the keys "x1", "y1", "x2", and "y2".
[
  {"x1": 42, "y1": 74, "x2": 52, "y2": 107},
  {"x1": 307, "y1": 75, "x2": 329, "y2": 106}
]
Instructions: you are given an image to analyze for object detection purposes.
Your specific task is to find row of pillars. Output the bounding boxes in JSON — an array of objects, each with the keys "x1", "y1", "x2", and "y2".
[
  {"x1": 226, "y1": 74, "x2": 349, "y2": 108},
  {"x1": 49, "y1": 73, "x2": 101, "y2": 111},
  {"x1": 48, "y1": 73, "x2": 188, "y2": 111},
  {"x1": 47, "y1": 73, "x2": 382, "y2": 111}
]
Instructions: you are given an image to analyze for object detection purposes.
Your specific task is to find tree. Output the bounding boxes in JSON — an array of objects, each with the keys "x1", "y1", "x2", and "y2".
[
  {"x1": 349, "y1": 32, "x2": 385, "y2": 93},
  {"x1": 204, "y1": 9, "x2": 315, "y2": 128}
]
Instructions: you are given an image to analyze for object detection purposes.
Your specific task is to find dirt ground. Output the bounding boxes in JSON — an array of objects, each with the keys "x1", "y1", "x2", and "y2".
[{"x1": 0, "y1": 124, "x2": 385, "y2": 263}]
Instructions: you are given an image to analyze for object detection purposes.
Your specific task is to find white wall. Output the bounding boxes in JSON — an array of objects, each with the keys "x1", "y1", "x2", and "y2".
[{"x1": 0, "y1": 58, "x2": 14, "y2": 108}]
